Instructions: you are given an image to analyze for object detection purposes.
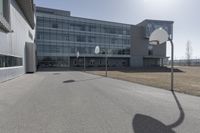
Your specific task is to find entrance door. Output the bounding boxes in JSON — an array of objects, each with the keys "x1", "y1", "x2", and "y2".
[{"x1": 143, "y1": 58, "x2": 160, "y2": 67}]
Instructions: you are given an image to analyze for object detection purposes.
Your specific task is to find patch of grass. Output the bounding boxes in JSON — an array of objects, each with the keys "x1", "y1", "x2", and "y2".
[{"x1": 87, "y1": 66, "x2": 200, "y2": 96}]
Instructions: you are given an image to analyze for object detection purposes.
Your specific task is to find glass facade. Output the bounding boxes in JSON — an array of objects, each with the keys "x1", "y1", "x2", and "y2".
[
  {"x1": 0, "y1": 55, "x2": 23, "y2": 68},
  {"x1": 36, "y1": 9, "x2": 131, "y2": 68}
]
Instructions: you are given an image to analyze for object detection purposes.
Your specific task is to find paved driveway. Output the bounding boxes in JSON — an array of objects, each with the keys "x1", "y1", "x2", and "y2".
[{"x1": 0, "y1": 71, "x2": 199, "y2": 133}]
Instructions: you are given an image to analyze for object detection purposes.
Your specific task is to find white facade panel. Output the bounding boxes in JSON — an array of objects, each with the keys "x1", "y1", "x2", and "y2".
[
  {"x1": 0, "y1": 0, "x2": 35, "y2": 82},
  {"x1": 0, "y1": 66, "x2": 24, "y2": 82}
]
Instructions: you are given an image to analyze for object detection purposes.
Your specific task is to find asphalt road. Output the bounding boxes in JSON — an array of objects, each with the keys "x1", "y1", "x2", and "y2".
[{"x1": 0, "y1": 71, "x2": 199, "y2": 133}]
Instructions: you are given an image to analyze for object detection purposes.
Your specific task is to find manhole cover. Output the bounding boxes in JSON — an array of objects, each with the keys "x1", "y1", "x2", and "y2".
[{"x1": 63, "y1": 80, "x2": 75, "y2": 83}]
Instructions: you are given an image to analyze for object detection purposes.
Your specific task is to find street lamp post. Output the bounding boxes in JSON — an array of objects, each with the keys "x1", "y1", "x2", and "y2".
[
  {"x1": 105, "y1": 52, "x2": 108, "y2": 77},
  {"x1": 84, "y1": 55, "x2": 86, "y2": 72},
  {"x1": 76, "y1": 51, "x2": 80, "y2": 68},
  {"x1": 95, "y1": 46, "x2": 108, "y2": 77},
  {"x1": 149, "y1": 28, "x2": 174, "y2": 91}
]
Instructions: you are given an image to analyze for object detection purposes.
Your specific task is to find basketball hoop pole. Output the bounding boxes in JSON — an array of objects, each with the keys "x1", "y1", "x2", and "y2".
[
  {"x1": 170, "y1": 39, "x2": 174, "y2": 91},
  {"x1": 149, "y1": 28, "x2": 174, "y2": 92},
  {"x1": 105, "y1": 52, "x2": 108, "y2": 77}
]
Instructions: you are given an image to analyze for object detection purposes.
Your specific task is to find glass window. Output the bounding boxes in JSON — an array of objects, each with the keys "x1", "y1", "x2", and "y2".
[
  {"x1": 56, "y1": 19, "x2": 63, "y2": 29},
  {"x1": 69, "y1": 34, "x2": 75, "y2": 41},
  {"x1": 37, "y1": 17, "x2": 43, "y2": 27},
  {"x1": 36, "y1": 16, "x2": 131, "y2": 57},
  {"x1": 50, "y1": 33, "x2": 56, "y2": 40},
  {"x1": 80, "y1": 24, "x2": 86, "y2": 31},
  {"x1": 111, "y1": 38, "x2": 116, "y2": 44},
  {"x1": 0, "y1": 0, "x2": 10, "y2": 31},
  {"x1": 52, "y1": 23, "x2": 58, "y2": 28},
  {"x1": 76, "y1": 35, "x2": 86, "y2": 42},
  {"x1": 89, "y1": 25, "x2": 96, "y2": 32},
  {"x1": 0, "y1": 55, "x2": 5, "y2": 67},
  {"x1": 148, "y1": 49, "x2": 153, "y2": 56},
  {"x1": 0, "y1": 0, "x2": 3, "y2": 16},
  {"x1": 63, "y1": 21, "x2": 69, "y2": 29},
  {"x1": 37, "y1": 33, "x2": 41, "y2": 40},
  {"x1": 0, "y1": 55, "x2": 22, "y2": 68},
  {"x1": 88, "y1": 36, "x2": 96, "y2": 43},
  {"x1": 57, "y1": 33, "x2": 62, "y2": 40},
  {"x1": 65, "y1": 34, "x2": 69, "y2": 41},
  {"x1": 44, "y1": 32, "x2": 49, "y2": 40},
  {"x1": 43, "y1": 18, "x2": 51, "y2": 28}
]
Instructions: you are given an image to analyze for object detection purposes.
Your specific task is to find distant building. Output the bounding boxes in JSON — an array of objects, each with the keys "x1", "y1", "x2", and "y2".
[
  {"x1": 0, "y1": 3, "x2": 174, "y2": 82},
  {"x1": 36, "y1": 7, "x2": 173, "y2": 69},
  {"x1": 0, "y1": 0, "x2": 36, "y2": 82},
  {"x1": 173, "y1": 59, "x2": 200, "y2": 66}
]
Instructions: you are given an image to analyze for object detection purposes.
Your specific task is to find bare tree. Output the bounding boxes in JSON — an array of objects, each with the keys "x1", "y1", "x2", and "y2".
[{"x1": 185, "y1": 40, "x2": 192, "y2": 66}]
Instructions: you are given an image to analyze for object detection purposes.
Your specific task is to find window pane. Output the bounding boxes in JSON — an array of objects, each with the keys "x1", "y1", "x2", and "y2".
[
  {"x1": 0, "y1": 55, "x2": 22, "y2": 68},
  {"x1": 0, "y1": 0, "x2": 3, "y2": 16}
]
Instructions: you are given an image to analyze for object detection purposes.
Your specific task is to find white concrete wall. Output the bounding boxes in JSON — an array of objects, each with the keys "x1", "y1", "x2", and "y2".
[
  {"x1": 0, "y1": 0, "x2": 35, "y2": 82},
  {"x1": 0, "y1": 66, "x2": 24, "y2": 82}
]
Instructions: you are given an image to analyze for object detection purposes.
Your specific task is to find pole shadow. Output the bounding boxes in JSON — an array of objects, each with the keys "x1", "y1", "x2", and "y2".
[{"x1": 132, "y1": 91, "x2": 185, "y2": 133}]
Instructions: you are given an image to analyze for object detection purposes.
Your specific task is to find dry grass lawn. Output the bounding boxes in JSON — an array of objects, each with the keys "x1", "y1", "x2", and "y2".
[{"x1": 87, "y1": 66, "x2": 200, "y2": 96}]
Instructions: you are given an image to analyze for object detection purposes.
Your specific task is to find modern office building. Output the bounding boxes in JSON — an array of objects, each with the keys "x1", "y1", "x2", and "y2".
[
  {"x1": 36, "y1": 7, "x2": 173, "y2": 69},
  {"x1": 0, "y1": 0, "x2": 36, "y2": 82}
]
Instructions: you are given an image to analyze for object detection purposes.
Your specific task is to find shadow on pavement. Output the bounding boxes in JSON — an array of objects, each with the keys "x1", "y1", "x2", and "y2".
[
  {"x1": 133, "y1": 114, "x2": 175, "y2": 133},
  {"x1": 63, "y1": 77, "x2": 103, "y2": 84},
  {"x1": 132, "y1": 91, "x2": 185, "y2": 133},
  {"x1": 53, "y1": 73, "x2": 61, "y2": 75}
]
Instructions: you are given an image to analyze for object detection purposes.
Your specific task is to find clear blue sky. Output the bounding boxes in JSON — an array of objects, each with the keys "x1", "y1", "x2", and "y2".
[{"x1": 35, "y1": 0, "x2": 200, "y2": 59}]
